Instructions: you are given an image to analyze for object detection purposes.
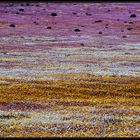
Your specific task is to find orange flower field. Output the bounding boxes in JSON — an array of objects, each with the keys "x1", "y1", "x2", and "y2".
[{"x1": 0, "y1": 2, "x2": 140, "y2": 137}]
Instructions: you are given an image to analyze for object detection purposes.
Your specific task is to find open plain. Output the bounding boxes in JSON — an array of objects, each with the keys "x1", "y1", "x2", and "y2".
[{"x1": 0, "y1": 2, "x2": 140, "y2": 137}]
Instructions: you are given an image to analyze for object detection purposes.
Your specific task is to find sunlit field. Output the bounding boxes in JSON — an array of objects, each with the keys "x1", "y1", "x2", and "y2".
[
  {"x1": 0, "y1": 2, "x2": 140, "y2": 137},
  {"x1": 0, "y1": 73, "x2": 140, "y2": 137}
]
